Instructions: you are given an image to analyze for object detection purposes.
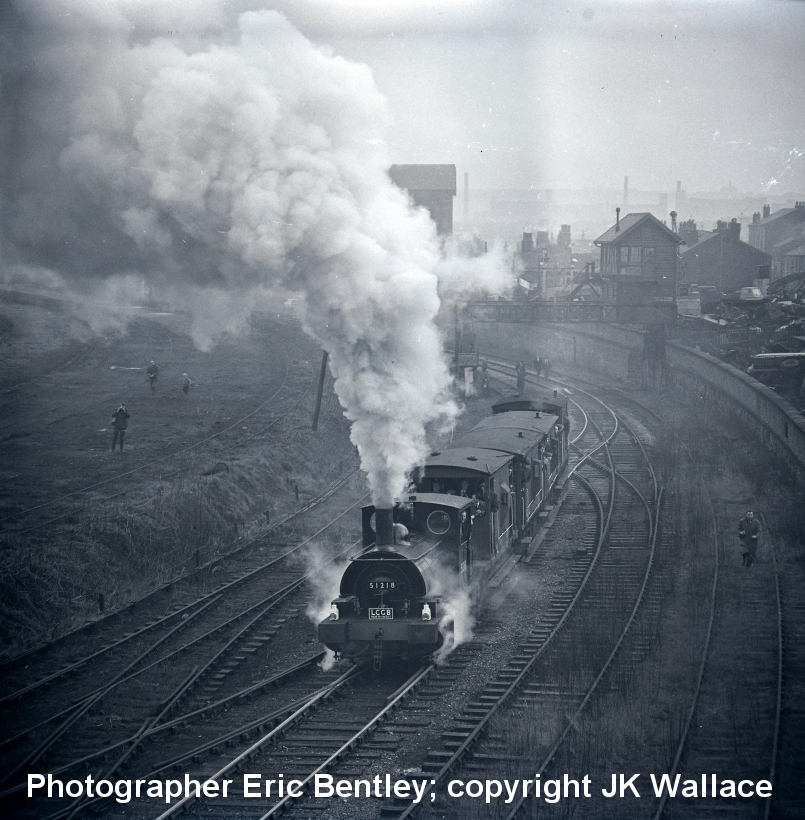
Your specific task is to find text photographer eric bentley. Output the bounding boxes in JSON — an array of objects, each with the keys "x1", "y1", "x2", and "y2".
[{"x1": 27, "y1": 771, "x2": 772, "y2": 807}]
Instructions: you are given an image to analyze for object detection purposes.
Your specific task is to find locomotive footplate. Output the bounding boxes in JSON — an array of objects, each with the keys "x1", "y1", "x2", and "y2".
[{"x1": 318, "y1": 620, "x2": 441, "y2": 645}]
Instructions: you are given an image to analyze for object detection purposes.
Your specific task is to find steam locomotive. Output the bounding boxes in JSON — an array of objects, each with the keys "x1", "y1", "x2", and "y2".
[{"x1": 318, "y1": 391, "x2": 569, "y2": 668}]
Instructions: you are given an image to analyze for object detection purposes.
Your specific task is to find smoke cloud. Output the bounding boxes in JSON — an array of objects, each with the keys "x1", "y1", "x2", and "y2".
[{"x1": 1, "y1": 1, "x2": 511, "y2": 506}]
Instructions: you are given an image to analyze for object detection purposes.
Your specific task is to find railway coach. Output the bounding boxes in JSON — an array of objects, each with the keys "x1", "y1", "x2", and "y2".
[{"x1": 318, "y1": 391, "x2": 569, "y2": 668}]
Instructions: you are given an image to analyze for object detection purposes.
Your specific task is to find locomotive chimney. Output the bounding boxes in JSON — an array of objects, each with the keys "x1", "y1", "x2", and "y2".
[{"x1": 375, "y1": 508, "x2": 394, "y2": 547}]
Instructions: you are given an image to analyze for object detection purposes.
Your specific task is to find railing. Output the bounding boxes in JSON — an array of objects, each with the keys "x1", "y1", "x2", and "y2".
[{"x1": 465, "y1": 299, "x2": 677, "y2": 325}]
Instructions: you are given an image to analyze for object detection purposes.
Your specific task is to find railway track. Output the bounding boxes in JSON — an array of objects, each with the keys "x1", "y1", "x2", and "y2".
[
  {"x1": 3, "y1": 340, "x2": 795, "y2": 819},
  {"x1": 0, "y1": 532, "x2": 368, "y2": 816},
  {"x1": 0, "y1": 313, "x2": 357, "y2": 667},
  {"x1": 0, "y1": 336, "x2": 311, "y2": 535},
  {"x1": 523, "y1": 365, "x2": 787, "y2": 819},
  {"x1": 0, "y1": 315, "x2": 182, "y2": 443},
  {"x1": 0, "y1": 417, "x2": 378, "y2": 812},
  {"x1": 362, "y1": 360, "x2": 661, "y2": 819},
  {"x1": 158, "y1": 664, "x2": 435, "y2": 820}
]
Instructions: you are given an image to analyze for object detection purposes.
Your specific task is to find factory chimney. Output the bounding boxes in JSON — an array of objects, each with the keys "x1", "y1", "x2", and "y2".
[
  {"x1": 615, "y1": 207, "x2": 620, "y2": 232},
  {"x1": 670, "y1": 211, "x2": 678, "y2": 233},
  {"x1": 623, "y1": 176, "x2": 629, "y2": 209},
  {"x1": 375, "y1": 508, "x2": 394, "y2": 547},
  {"x1": 463, "y1": 172, "x2": 469, "y2": 222}
]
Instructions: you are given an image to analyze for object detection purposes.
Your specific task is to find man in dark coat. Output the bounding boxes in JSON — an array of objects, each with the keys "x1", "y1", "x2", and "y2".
[
  {"x1": 516, "y1": 361, "x2": 526, "y2": 394},
  {"x1": 147, "y1": 361, "x2": 159, "y2": 393},
  {"x1": 111, "y1": 405, "x2": 130, "y2": 452},
  {"x1": 739, "y1": 510, "x2": 760, "y2": 568}
]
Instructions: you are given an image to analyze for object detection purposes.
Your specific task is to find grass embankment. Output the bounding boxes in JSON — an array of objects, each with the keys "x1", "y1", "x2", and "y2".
[{"x1": 0, "y1": 396, "x2": 357, "y2": 660}]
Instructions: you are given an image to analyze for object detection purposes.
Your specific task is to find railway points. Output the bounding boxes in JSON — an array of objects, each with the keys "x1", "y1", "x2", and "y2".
[{"x1": 1, "y1": 310, "x2": 803, "y2": 820}]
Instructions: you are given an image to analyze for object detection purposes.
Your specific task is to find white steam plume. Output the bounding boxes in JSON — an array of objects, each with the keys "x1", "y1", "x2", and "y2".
[
  {"x1": 426, "y1": 558, "x2": 477, "y2": 664},
  {"x1": 4, "y1": 2, "x2": 513, "y2": 506},
  {"x1": 302, "y1": 544, "x2": 349, "y2": 671}
]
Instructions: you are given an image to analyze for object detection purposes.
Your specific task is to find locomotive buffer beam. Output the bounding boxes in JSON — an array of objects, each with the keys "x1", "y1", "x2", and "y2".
[{"x1": 465, "y1": 299, "x2": 677, "y2": 325}]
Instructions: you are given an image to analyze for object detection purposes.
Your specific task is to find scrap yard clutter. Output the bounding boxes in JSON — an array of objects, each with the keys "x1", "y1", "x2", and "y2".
[{"x1": 27, "y1": 772, "x2": 773, "y2": 805}]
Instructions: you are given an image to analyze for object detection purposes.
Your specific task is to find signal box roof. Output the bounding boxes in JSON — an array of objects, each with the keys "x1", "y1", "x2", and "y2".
[{"x1": 594, "y1": 212, "x2": 683, "y2": 246}]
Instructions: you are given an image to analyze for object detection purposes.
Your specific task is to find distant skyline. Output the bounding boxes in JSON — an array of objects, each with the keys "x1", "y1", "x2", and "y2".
[
  {"x1": 270, "y1": 0, "x2": 805, "y2": 196},
  {"x1": 2, "y1": 0, "x2": 803, "y2": 285}
]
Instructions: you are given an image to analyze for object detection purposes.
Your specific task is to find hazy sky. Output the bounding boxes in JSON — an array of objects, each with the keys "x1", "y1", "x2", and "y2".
[{"x1": 269, "y1": 0, "x2": 805, "y2": 194}]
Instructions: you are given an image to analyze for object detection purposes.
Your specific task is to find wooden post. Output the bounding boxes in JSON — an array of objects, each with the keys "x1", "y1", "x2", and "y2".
[
  {"x1": 454, "y1": 305, "x2": 461, "y2": 381},
  {"x1": 312, "y1": 350, "x2": 329, "y2": 431}
]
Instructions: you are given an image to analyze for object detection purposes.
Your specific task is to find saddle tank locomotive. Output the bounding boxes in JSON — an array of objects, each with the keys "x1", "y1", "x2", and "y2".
[{"x1": 318, "y1": 391, "x2": 569, "y2": 668}]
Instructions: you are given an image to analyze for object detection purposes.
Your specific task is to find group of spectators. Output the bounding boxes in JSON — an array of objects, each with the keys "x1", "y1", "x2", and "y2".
[{"x1": 110, "y1": 361, "x2": 193, "y2": 452}]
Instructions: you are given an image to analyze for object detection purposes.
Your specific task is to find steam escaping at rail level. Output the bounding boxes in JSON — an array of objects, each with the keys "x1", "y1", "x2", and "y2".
[{"x1": 1, "y1": 2, "x2": 512, "y2": 508}]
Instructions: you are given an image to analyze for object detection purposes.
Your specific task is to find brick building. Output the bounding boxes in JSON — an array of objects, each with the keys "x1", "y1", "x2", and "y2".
[
  {"x1": 388, "y1": 164, "x2": 456, "y2": 237},
  {"x1": 747, "y1": 202, "x2": 805, "y2": 276},
  {"x1": 681, "y1": 219, "x2": 771, "y2": 293},
  {"x1": 784, "y1": 245, "x2": 805, "y2": 275}
]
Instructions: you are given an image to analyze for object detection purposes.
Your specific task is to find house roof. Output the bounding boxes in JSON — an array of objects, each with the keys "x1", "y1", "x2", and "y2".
[
  {"x1": 682, "y1": 230, "x2": 714, "y2": 249},
  {"x1": 681, "y1": 231, "x2": 771, "y2": 261},
  {"x1": 594, "y1": 212, "x2": 683, "y2": 246},
  {"x1": 755, "y1": 207, "x2": 795, "y2": 226},
  {"x1": 785, "y1": 246, "x2": 805, "y2": 258},
  {"x1": 771, "y1": 233, "x2": 805, "y2": 253},
  {"x1": 388, "y1": 164, "x2": 457, "y2": 193}
]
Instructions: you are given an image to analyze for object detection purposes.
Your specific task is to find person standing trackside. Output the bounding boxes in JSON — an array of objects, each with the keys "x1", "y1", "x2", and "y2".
[
  {"x1": 147, "y1": 360, "x2": 159, "y2": 393},
  {"x1": 543, "y1": 358, "x2": 551, "y2": 381},
  {"x1": 516, "y1": 360, "x2": 526, "y2": 395},
  {"x1": 739, "y1": 510, "x2": 760, "y2": 568},
  {"x1": 182, "y1": 373, "x2": 192, "y2": 396},
  {"x1": 111, "y1": 404, "x2": 130, "y2": 452}
]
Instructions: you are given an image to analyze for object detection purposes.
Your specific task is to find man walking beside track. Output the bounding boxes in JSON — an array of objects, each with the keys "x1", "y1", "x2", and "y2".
[
  {"x1": 111, "y1": 404, "x2": 130, "y2": 452},
  {"x1": 739, "y1": 510, "x2": 760, "y2": 568}
]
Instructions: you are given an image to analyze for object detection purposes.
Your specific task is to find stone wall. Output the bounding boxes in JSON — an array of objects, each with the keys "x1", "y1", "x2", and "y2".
[{"x1": 472, "y1": 320, "x2": 805, "y2": 485}]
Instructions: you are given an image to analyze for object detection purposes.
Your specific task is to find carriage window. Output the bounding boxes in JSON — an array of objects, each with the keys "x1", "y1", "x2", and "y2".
[{"x1": 427, "y1": 510, "x2": 451, "y2": 535}]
